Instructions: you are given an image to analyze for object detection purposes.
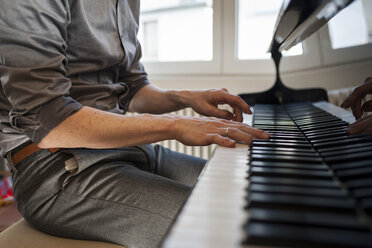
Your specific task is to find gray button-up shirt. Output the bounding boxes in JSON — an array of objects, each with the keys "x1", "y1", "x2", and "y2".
[{"x1": 0, "y1": 0, "x2": 149, "y2": 155}]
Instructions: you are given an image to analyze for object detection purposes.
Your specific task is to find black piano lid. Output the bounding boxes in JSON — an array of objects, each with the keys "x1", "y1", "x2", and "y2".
[{"x1": 269, "y1": 0, "x2": 354, "y2": 53}]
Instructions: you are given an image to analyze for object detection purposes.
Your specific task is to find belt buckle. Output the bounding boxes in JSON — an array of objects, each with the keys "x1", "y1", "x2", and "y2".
[{"x1": 65, "y1": 157, "x2": 78, "y2": 172}]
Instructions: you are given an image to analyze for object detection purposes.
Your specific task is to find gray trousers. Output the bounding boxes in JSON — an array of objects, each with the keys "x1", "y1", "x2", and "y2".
[{"x1": 9, "y1": 144, "x2": 206, "y2": 248}]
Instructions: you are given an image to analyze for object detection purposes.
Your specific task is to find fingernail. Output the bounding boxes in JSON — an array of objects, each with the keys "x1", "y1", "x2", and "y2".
[
  {"x1": 262, "y1": 132, "x2": 270, "y2": 139},
  {"x1": 347, "y1": 126, "x2": 357, "y2": 134}
]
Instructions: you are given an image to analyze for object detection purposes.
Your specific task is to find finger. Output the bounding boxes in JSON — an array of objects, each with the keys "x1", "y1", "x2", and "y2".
[
  {"x1": 362, "y1": 100, "x2": 372, "y2": 112},
  {"x1": 233, "y1": 124, "x2": 270, "y2": 139},
  {"x1": 341, "y1": 95, "x2": 352, "y2": 108},
  {"x1": 232, "y1": 106, "x2": 243, "y2": 122},
  {"x1": 224, "y1": 127, "x2": 253, "y2": 145},
  {"x1": 208, "y1": 134, "x2": 236, "y2": 147},
  {"x1": 217, "y1": 93, "x2": 252, "y2": 115},
  {"x1": 365, "y1": 126, "x2": 372, "y2": 135},
  {"x1": 352, "y1": 99, "x2": 363, "y2": 119},
  {"x1": 363, "y1": 77, "x2": 372, "y2": 83},
  {"x1": 206, "y1": 106, "x2": 234, "y2": 120},
  {"x1": 347, "y1": 115, "x2": 372, "y2": 134},
  {"x1": 342, "y1": 81, "x2": 372, "y2": 108}
]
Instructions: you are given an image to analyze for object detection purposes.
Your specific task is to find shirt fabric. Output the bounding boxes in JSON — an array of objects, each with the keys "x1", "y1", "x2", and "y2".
[{"x1": 0, "y1": 0, "x2": 149, "y2": 156}]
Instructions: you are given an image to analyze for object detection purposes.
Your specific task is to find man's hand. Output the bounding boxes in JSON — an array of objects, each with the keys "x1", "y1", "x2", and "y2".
[
  {"x1": 171, "y1": 115, "x2": 270, "y2": 147},
  {"x1": 341, "y1": 77, "x2": 372, "y2": 119},
  {"x1": 347, "y1": 114, "x2": 372, "y2": 135},
  {"x1": 180, "y1": 88, "x2": 252, "y2": 122},
  {"x1": 341, "y1": 77, "x2": 372, "y2": 134}
]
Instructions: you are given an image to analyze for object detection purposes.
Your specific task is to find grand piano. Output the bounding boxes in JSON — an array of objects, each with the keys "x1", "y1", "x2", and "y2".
[{"x1": 163, "y1": 1, "x2": 372, "y2": 247}]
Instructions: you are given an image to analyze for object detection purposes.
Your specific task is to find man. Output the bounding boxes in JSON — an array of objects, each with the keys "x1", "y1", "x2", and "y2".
[{"x1": 0, "y1": 1, "x2": 269, "y2": 247}]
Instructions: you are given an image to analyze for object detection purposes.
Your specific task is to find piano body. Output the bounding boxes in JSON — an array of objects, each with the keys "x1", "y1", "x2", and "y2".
[{"x1": 163, "y1": 0, "x2": 372, "y2": 247}]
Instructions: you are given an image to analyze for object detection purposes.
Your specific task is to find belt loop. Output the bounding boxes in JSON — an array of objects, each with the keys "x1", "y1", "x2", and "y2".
[{"x1": 6, "y1": 151, "x2": 17, "y2": 173}]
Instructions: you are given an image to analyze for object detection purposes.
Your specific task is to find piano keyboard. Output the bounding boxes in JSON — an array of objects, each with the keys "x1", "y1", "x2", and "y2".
[{"x1": 162, "y1": 101, "x2": 372, "y2": 248}]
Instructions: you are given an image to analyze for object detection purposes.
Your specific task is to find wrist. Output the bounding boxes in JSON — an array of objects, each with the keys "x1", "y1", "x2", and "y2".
[
  {"x1": 154, "y1": 113, "x2": 182, "y2": 140},
  {"x1": 167, "y1": 90, "x2": 192, "y2": 109}
]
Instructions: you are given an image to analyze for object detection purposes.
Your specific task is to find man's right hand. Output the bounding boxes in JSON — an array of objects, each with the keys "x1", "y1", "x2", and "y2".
[
  {"x1": 341, "y1": 77, "x2": 372, "y2": 134},
  {"x1": 171, "y1": 115, "x2": 270, "y2": 148}
]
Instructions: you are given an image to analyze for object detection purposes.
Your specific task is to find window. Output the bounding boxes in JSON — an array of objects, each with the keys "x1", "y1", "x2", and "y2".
[
  {"x1": 139, "y1": 0, "x2": 213, "y2": 62},
  {"x1": 319, "y1": 0, "x2": 372, "y2": 65},
  {"x1": 139, "y1": 0, "x2": 372, "y2": 75},
  {"x1": 237, "y1": 0, "x2": 302, "y2": 60},
  {"x1": 328, "y1": 0, "x2": 372, "y2": 49}
]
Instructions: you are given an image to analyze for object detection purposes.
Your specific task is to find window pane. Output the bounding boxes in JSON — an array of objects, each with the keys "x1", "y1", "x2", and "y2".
[
  {"x1": 139, "y1": 0, "x2": 213, "y2": 62},
  {"x1": 237, "y1": 0, "x2": 303, "y2": 60},
  {"x1": 328, "y1": 0, "x2": 372, "y2": 49}
]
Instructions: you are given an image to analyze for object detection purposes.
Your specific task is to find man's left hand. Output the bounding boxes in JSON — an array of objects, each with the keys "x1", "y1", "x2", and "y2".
[{"x1": 183, "y1": 88, "x2": 251, "y2": 122}]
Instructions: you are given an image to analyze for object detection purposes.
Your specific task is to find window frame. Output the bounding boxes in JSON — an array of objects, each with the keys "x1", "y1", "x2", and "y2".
[
  {"x1": 141, "y1": 0, "x2": 223, "y2": 75},
  {"x1": 221, "y1": 0, "x2": 322, "y2": 75},
  {"x1": 140, "y1": 0, "x2": 372, "y2": 76},
  {"x1": 319, "y1": 24, "x2": 372, "y2": 66}
]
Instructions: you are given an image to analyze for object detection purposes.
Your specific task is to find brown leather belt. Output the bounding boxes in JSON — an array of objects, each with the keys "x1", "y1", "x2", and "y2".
[{"x1": 11, "y1": 143, "x2": 60, "y2": 167}]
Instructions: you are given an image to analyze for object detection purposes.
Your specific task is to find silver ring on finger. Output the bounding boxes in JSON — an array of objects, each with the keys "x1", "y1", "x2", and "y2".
[{"x1": 225, "y1": 127, "x2": 230, "y2": 137}]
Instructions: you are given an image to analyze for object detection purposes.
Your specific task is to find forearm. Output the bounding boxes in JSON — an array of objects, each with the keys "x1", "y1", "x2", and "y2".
[
  {"x1": 38, "y1": 106, "x2": 176, "y2": 149},
  {"x1": 128, "y1": 85, "x2": 189, "y2": 114}
]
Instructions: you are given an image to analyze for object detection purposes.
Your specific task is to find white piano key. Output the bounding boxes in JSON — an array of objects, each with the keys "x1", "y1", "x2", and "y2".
[{"x1": 314, "y1": 101, "x2": 355, "y2": 124}]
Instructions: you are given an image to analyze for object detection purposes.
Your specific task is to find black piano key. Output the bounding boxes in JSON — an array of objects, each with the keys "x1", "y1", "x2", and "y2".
[
  {"x1": 306, "y1": 130, "x2": 347, "y2": 140},
  {"x1": 302, "y1": 126, "x2": 347, "y2": 137},
  {"x1": 289, "y1": 111, "x2": 327, "y2": 118},
  {"x1": 251, "y1": 160, "x2": 326, "y2": 171},
  {"x1": 254, "y1": 139, "x2": 308, "y2": 144},
  {"x1": 248, "y1": 208, "x2": 368, "y2": 231},
  {"x1": 252, "y1": 149, "x2": 319, "y2": 157},
  {"x1": 324, "y1": 151, "x2": 372, "y2": 164},
  {"x1": 251, "y1": 153, "x2": 323, "y2": 164},
  {"x1": 243, "y1": 222, "x2": 372, "y2": 248},
  {"x1": 249, "y1": 184, "x2": 347, "y2": 198},
  {"x1": 299, "y1": 121, "x2": 347, "y2": 131},
  {"x1": 352, "y1": 187, "x2": 372, "y2": 199},
  {"x1": 253, "y1": 126, "x2": 299, "y2": 132},
  {"x1": 331, "y1": 159, "x2": 372, "y2": 171},
  {"x1": 346, "y1": 177, "x2": 372, "y2": 189},
  {"x1": 265, "y1": 131, "x2": 302, "y2": 135},
  {"x1": 269, "y1": 136, "x2": 306, "y2": 141},
  {"x1": 251, "y1": 146, "x2": 316, "y2": 153},
  {"x1": 321, "y1": 145, "x2": 372, "y2": 157},
  {"x1": 310, "y1": 134, "x2": 367, "y2": 145},
  {"x1": 318, "y1": 142, "x2": 372, "y2": 153},
  {"x1": 336, "y1": 167, "x2": 372, "y2": 180},
  {"x1": 250, "y1": 167, "x2": 332, "y2": 179},
  {"x1": 253, "y1": 120, "x2": 295, "y2": 126},
  {"x1": 312, "y1": 135, "x2": 372, "y2": 149},
  {"x1": 252, "y1": 141, "x2": 312, "y2": 149},
  {"x1": 360, "y1": 198, "x2": 372, "y2": 214},
  {"x1": 250, "y1": 176, "x2": 340, "y2": 188},
  {"x1": 296, "y1": 118, "x2": 343, "y2": 127},
  {"x1": 247, "y1": 192, "x2": 355, "y2": 212}
]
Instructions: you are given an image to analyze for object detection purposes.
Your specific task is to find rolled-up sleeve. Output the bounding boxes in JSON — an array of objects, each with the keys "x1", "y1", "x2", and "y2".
[
  {"x1": 117, "y1": 0, "x2": 149, "y2": 108},
  {"x1": 118, "y1": 41, "x2": 150, "y2": 109},
  {"x1": 0, "y1": 0, "x2": 83, "y2": 144}
]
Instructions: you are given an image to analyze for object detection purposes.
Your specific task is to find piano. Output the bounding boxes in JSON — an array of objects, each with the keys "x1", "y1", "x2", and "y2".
[{"x1": 163, "y1": 1, "x2": 372, "y2": 247}]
